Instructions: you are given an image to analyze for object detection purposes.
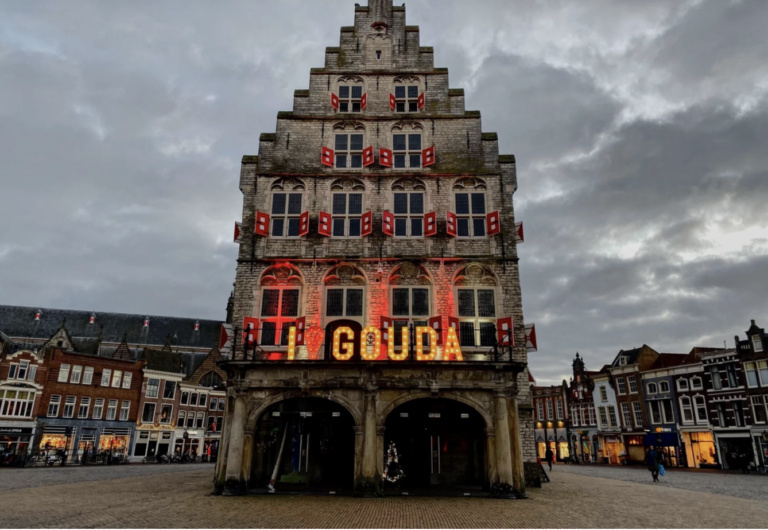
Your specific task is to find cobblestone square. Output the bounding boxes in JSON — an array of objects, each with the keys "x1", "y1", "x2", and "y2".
[{"x1": 1, "y1": 464, "x2": 767, "y2": 528}]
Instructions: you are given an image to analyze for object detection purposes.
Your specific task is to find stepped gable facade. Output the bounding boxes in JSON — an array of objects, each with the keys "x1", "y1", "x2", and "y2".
[{"x1": 217, "y1": 0, "x2": 535, "y2": 498}]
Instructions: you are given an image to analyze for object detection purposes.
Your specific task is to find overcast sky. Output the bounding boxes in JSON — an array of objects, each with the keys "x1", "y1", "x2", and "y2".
[{"x1": 1, "y1": 0, "x2": 766, "y2": 385}]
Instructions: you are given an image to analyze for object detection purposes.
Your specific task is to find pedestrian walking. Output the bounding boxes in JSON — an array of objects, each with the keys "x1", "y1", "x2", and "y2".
[
  {"x1": 647, "y1": 446, "x2": 664, "y2": 482},
  {"x1": 545, "y1": 446, "x2": 554, "y2": 472}
]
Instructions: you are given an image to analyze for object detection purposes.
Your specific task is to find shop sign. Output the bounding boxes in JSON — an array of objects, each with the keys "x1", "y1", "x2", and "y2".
[{"x1": 0, "y1": 427, "x2": 33, "y2": 435}]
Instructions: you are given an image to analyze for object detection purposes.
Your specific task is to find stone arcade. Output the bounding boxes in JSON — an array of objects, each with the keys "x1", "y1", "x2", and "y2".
[{"x1": 214, "y1": 0, "x2": 537, "y2": 497}]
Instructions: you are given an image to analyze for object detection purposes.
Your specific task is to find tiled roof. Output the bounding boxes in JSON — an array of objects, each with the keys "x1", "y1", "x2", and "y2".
[
  {"x1": 0, "y1": 305, "x2": 222, "y2": 350},
  {"x1": 649, "y1": 353, "x2": 688, "y2": 370},
  {"x1": 142, "y1": 349, "x2": 183, "y2": 374}
]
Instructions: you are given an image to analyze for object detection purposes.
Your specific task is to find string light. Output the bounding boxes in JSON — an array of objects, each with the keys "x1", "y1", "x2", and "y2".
[
  {"x1": 360, "y1": 326, "x2": 381, "y2": 361},
  {"x1": 333, "y1": 327, "x2": 355, "y2": 360},
  {"x1": 287, "y1": 326, "x2": 297, "y2": 360},
  {"x1": 444, "y1": 327, "x2": 463, "y2": 361},
  {"x1": 388, "y1": 327, "x2": 409, "y2": 361},
  {"x1": 415, "y1": 326, "x2": 438, "y2": 361}
]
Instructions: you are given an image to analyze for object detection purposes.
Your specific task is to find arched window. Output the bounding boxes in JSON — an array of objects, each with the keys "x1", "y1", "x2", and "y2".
[
  {"x1": 680, "y1": 396, "x2": 693, "y2": 423},
  {"x1": 334, "y1": 76, "x2": 365, "y2": 113},
  {"x1": 200, "y1": 372, "x2": 223, "y2": 388},
  {"x1": 391, "y1": 121, "x2": 424, "y2": 169},
  {"x1": 389, "y1": 262, "x2": 432, "y2": 348},
  {"x1": 330, "y1": 178, "x2": 366, "y2": 238},
  {"x1": 258, "y1": 265, "x2": 303, "y2": 346},
  {"x1": 453, "y1": 178, "x2": 488, "y2": 238},
  {"x1": 269, "y1": 178, "x2": 305, "y2": 238},
  {"x1": 453, "y1": 264, "x2": 498, "y2": 348},
  {"x1": 391, "y1": 178, "x2": 427, "y2": 237},
  {"x1": 332, "y1": 122, "x2": 366, "y2": 169},
  {"x1": 694, "y1": 396, "x2": 708, "y2": 423},
  {"x1": 323, "y1": 264, "x2": 367, "y2": 325}
]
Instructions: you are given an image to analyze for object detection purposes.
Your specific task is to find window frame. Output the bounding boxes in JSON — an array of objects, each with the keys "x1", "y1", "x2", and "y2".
[
  {"x1": 119, "y1": 400, "x2": 130, "y2": 421},
  {"x1": 758, "y1": 360, "x2": 768, "y2": 386},
  {"x1": 390, "y1": 286, "x2": 431, "y2": 344},
  {"x1": 392, "y1": 132, "x2": 422, "y2": 169},
  {"x1": 627, "y1": 376, "x2": 638, "y2": 394},
  {"x1": 324, "y1": 286, "x2": 366, "y2": 321},
  {"x1": 141, "y1": 402, "x2": 156, "y2": 424},
  {"x1": 599, "y1": 386, "x2": 608, "y2": 402},
  {"x1": 331, "y1": 191, "x2": 365, "y2": 238},
  {"x1": 27, "y1": 364, "x2": 37, "y2": 381},
  {"x1": 77, "y1": 397, "x2": 91, "y2": 419},
  {"x1": 58, "y1": 364, "x2": 71, "y2": 383},
  {"x1": 453, "y1": 190, "x2": 487, "y2": 238},
  {"x1": 537, "y1": 401, "x2": 544, "y2": 421},
  {"x1": 47, "y1": 395, "x2": 61, "y2": 417},
  {"x1": 750, "y1": 395, "x2": 767, "y2": 424},
  {"x1": 694, "y1": 396, "x2": 708, "y2": 423},
  {"x1": 69, "y1": 365, "x2": 82, "y2": 384},
  {"x1": 163, "y1": 380, "x2": 176, "y2": 400},
  {"x1": 648, "y1": 401, "x2": 662, "y2": 424},
  {"x1": 92, "y1": 398, "x2": 104, "y2": 420},
  {"x1": 111, "y1": 370, "x2": 122, "y2": 388},
  {"x1": 392, "y1": 191, "x2": 425, "y2": 238},
  {"x1": 62, "y1": 396, "x2": 76, "y2": 419},
  {"x1": 260, "y1": 286, "x2": 302, "y2": 347},
  {"x1": 598, "y1": 406, "x2": 608, "y2": 428},
  {"x1": 546, "y1": 399, "x2": 554, "y2": 420},
  {"x1": 620, "y1": 402, "x2": 632, "y2": 428},
  {"x1": 616, "y1": 378, "x2": 626, "y2": 395},
  {"x1": 556, "y1": 399, "x2": 564, "y2": 420},
  {"x1": 691, "y1": 376, "x2": 703, "y2": 390},
  {"x1": 745, "y1": 362, "x2": 759, "y2": 388},
  {"x1": 122, "y1": 372, "x2": 132, "y2": 390},
  {"x1": 632, "y1": 401, "x2": 643, "y2": 427},
  {"x1": 454, "y1": 287, "x2": 498, "y2": 349},
  {"x1": 159, "y1": 403, "x2": 173, "y2": 424},
  {"x1": 181, "y1": 392, "x2": 189, "y2": 405},
  {"x1": 177, "y1": 411, "x2": 186, "y2": 428},
  {"x1": 17, "y1": 361, "x2": 29, "y2": 380},
  {"x1": 105, "y1": 400, "x2": 118, "y2": 421},
  {"x1": 334, "y1": 132, "x2": 365, "y2": 169},
  {"x1": 101, "y1": 368, "x2": 112, "y2": 387},
  {"x1": 394, "y1": 83, "x2": 420, "y2": 113},
  {"x1": 82, "y1": 366, "x2": 94, "y2": 385},
  {"x1": 680, "y1": 396, "x2": 694, "y2": 424},
  {"x1": 607, "y1": 406, "x2": 618, "y2": 428},
  {"x1": 661, "y1": 399, "x2": 675, "y2": 423},
  {"x1": 337, "y1": 83, "x2": 364, "y2": 113},
  {"x1": 146, "y1": 378, "x2": 160, "y2": 398},
  {"x1": 270, "y1": 191, "x2": 304, "y2": 238},
  {"x1": 752, "y1": 334, "x2": 764, "y2": 353},
  {"x1": 677, "y1": 378, "x2": 689, "y2": 391}
]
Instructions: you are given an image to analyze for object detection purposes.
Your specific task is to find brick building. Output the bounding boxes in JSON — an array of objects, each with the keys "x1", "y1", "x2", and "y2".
[
  {"x1": 737, "y1": 320, "x2": 768, "y2": 469},
  {"x1": 639, "y1": 353, "x2": 687, "y2": 466},
  {"x1": 215, "y1": 0, "x2": 535, "y2": 497},
  {"x1": 0, "y1": 346, "x2": 48, "y2": 456},
  {"x1": 531, "y1": 381, "x2": 569, "y2": 462},
  {"x1": 592, "y1": 368, "x2": 622, "y2": 464}
]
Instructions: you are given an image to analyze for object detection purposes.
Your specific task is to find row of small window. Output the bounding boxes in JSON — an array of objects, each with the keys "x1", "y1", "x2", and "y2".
[
  {"x1": 598, "y1": 403, "x2": 644, "y2": 429},
  {"x1": 0, "y1": 389, "x2": 35, "y2": 418},
  {"x1": 569, "y1": 406, "x2": 597, "y2": 427},
  {"x1": 333, "y1": 84, "x2": 420, "y2": 113},
  {"x1": 47, "y1": 395, "x2": 129, "y2": 421},
  {"x1": 745, "y1": 360, "x2": 768, "y2": 388},
  {"x1": 535, "y1": 399, "x2": 565, "y2": 421},
  {"x1": 708, "y1": 363, "x2": 741, "y2": 390},
  {"x1": 708, "y1": 397, "x2": 768, "y2": 427},
  {"x1": 269, "y1": 191, "x2": 488, "y2": 239},
  {"x1": 6, "y1": 361, "x2": 37, "y2": 382},
  {"x1": 57, "y1": 364, "x2": 132, "y2": 389}
]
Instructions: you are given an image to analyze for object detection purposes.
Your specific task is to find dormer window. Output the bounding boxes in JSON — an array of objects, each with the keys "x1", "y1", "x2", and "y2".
[
  {"x1": 753, "y1": 334, "x2": 764, "y2": 352},
  {"x1": 619, "y1": 357, "x2": 627, "y2": 366}
]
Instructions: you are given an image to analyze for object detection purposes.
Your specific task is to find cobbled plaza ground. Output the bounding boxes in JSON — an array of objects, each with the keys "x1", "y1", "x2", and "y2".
[{"x1": 1, "y1": 464, "x2": 767, "y2": 528}]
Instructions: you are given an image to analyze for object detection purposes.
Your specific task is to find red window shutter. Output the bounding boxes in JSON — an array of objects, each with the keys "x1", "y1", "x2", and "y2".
[
  {"x1": 299, "y1": 211, "x2": 310, "y2": 237},
  {"x1": 219, "y1": 324, "x2": 232, "y2": 350},
  {"x1": 361, "y1": 93, "x2": 367, "y2": 110},
  {"x1": 487, "y1": 211, "x2": 500, "y2": 236},
  {"x1": 295, "y1": 317, "x2": 306, "y2": 346},
  {"x1": 497, "y1": 317, "x2": 514, "y2": 347},
  {"x1": 382, "y1": 211, "x2": 394, "y2": 236},
  {"x1": 424, "y1": 211, "x2": 437, "y2": 237},
  {"x1": 331, "y1": 93, "x2": 339, "y2": 110},
  {"x1": 318, "y1": 211, "x2": 332, "y2": 237},
  {"x1": 448, "y1": 316, "x2": 461, "y2": 343},
  {"x1": 254, "y1": 212, "x2": 270, "y2": 237},
  {"x1": 515, "y1": 221, "x2": 524, "y2": 243},
  {"x1": 422, "y1": 146, "x2": 435, "y2": 167},
  {"x1": 389, "y1": 93, "x2": 396, "y2": 110},
  {"x1": 243, "y1": 317, "x2": 259, "y2": 346},
  {"x1": 361, "y1": 211, "x2": 373, "y2": 237},
  {"x1": 363, "y1": 146, "x2": 374, "y2": 167},
  {"x1": 234, "y1": 222, "x2": 242, "y2": 243},
  {"x1": 379, "y1": 148, "x2": 392, "y2": 167},
  {"x1": 429, "y1": 316, "x2": 444, "y2": 346},
  {"x1": 525, "y1": 323, "x2": 538, "y2": 352},
  {"x1": 321, "y1": 147, "x2": 334, "y2": 167},
  {"x1": 380, "y1": 316, "x2": 393, "y2": 357},
  {"x1": 446, "y1": 211, "x2": 457, "y2": 237},
  {"x1": 418, "y1": 92, "x2": 425, "y2": 110}
]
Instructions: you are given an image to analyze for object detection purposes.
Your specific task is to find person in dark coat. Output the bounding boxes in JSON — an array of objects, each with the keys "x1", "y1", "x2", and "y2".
[
  {"x1": 647, "y1": 446, "x2": 664, "y2": 482},
  {"x1": 545, "y1": 447, "x2": 554, "y2": 472}
]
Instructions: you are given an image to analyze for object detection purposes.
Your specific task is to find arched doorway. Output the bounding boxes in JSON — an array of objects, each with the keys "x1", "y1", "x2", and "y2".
[
  {"x1": 324, "y1": 320, "x2": 363, "y2": 361},
  {"x1": 383, "y1": 398, "x2": 487, "y2": 494},
  {"x1": 251, "y1": 398, "x2": 355, "y2": 493}
]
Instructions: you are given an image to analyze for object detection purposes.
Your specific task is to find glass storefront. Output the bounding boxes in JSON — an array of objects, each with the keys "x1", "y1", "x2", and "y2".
[
  {"x1": 0, "y1": 435, "x2": 30, "y2": 456},
  {"x1": 98, "y1": 435, "x2": 129, "y2": 455},
  {"x1": 39, "y1": 434, "x2": 69, "y2": 453},
  {"x1": 683, "y1": 431, "x2": 717, "y2": 468},
  {"x1": 203, "y1": 439, "x2": 219, "y2": 462}
]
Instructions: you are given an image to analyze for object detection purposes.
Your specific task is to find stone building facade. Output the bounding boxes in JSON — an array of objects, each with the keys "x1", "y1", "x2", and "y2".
[{"x1": 216, "y1": 0, "x2": 535, "y2": 497}]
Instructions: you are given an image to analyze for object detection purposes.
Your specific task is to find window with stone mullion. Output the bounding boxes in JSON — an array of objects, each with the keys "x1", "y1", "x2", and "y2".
[
  {"x1": 395, "y1": 85, "x2": 419, "y2": 113},
  {"x1": 391, "y1": 287, "x2": 430, "y2": 347},
  {"x1": 335, "y1": 134, "x2": 364, "y2": 169},
  {"x1": 260, "y1": 288, "x2": 300, "y2": 346},
  {"x1": 455, "y1": 192, "x2": 487, "y2": 237},
  {"x1": 338, "y1": 85, "x2": 363, "y2": 113},
  {"x1": 392, "y1": 133, "x2": 421, "y2": 169},
  {"x1": 456, "y1": 288, "x2": 496, "y2": 347},
  {"x1": 271, "y1": 192, "x2": 303, "y2": 237},
  {"x1": 325, "y1": 287, "x2": 365, "y2": 318},
  {"x1": 332, "y1": 192, "x2": 363, "y2": 237},
  {"x1": 393, "y1": 192, "x2": 424, "y2": 237}
]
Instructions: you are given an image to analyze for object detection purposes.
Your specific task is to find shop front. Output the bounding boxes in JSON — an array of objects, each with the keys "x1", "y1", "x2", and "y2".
[
  {"x1": 572, "y1": 432, "x2": 594, "y2": 463},
  {"x1": 0, "y1": 425, "x2": 35, "y2": 457},
  {"x1": 98, "y1": 428, "x2": 131, "y2": 458},
  {"x1": 715, "y1": 432, "x2": 754, "y2": 470},
  {"x1": 643, "y1": 431, "x2": 682, "y2": 467},
  {"x1": 598, "y1": 434, "x2": 624, "y2": 464},
  {"x1": 132, "y1": 429, "x2": 173, "y2": 461},
  {"x1": 753, "y1": 431, "x2": 768, "y2": 471},
  {"x1": 624, "y1": 434, "x2": 646, "y2": 464},
  {"x1": 681, "y1": 430, "x2": 718, "y2": 469},
  {"x1": 175, "y1": 430, "x2": 203, "y2": 460},
  {"x1": 203, "y1": 438, "x2": 220, "y2": 462}
]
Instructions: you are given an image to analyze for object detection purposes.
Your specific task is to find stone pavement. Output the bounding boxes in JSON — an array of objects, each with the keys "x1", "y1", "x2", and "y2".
[
  {"x1": 1, "y1": 465, "x2": 768, "y2": 528},
  {"x1": 555, "y1": 463, "x2": 768, "y2": 502}
]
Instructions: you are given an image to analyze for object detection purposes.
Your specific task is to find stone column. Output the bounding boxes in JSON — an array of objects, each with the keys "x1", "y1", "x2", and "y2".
[
  {"x1": 377, "y1": 425, "x2": 386, "y2": 484},
  {"x1": 353, "y1": 425, "x2": 364, "y2": 492},
  {"x1": 241, "y1": 432, "x2": 254, "y2": 485},
  {"x1": 357, "y1": 388, "x2": 381, "y2": 496},
  {"x1": 485, "y1": 427, "x2": 499, "y2": 487},
  {"x1": 494, "y1": 392, "x2": 514, "y2": 488},
  {"x1": 224, "y1": 393, "x2": 247, "y2": 495},
  {"x1": 213, "y1": 396, "x2": 233, "y2": 494},
  {"x1": 508, "y1": 396, "x2": 527, "y2": 497}
]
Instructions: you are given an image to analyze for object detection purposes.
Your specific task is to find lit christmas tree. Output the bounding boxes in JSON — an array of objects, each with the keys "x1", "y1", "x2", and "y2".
[{"x1": 383, "y1": 441, "x2": 405, "y2": 483}]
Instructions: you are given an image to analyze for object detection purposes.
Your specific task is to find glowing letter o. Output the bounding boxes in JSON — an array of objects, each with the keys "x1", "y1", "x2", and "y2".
[{"x1": 360, "y1": 326, "x2": 382, "y2": 361}]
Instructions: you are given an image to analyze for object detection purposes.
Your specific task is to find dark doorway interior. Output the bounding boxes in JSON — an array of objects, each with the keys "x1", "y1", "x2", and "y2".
[
  {"x1": 252, "y1": 398, "x2": 355, "y2": 493},
  {"x1": 384, "y1": 398, "x2": 487, "y2": 495}
]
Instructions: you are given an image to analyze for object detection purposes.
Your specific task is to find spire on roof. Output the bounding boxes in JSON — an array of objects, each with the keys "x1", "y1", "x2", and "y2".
[
  {"x1": 113, "y1": 332, "x2": 131, "y2": 361},
  {"x1": 162, "y1": 334, "x2": 172, "y2": 352}
]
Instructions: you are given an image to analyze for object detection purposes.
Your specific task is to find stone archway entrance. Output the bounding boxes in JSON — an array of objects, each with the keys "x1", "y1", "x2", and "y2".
[
  {"x1": 251, "y1": 398, "x2": 355, "y2": 493},
  {"x1": 383, "y1": 398, "x2": 488, "y2": 494}
]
